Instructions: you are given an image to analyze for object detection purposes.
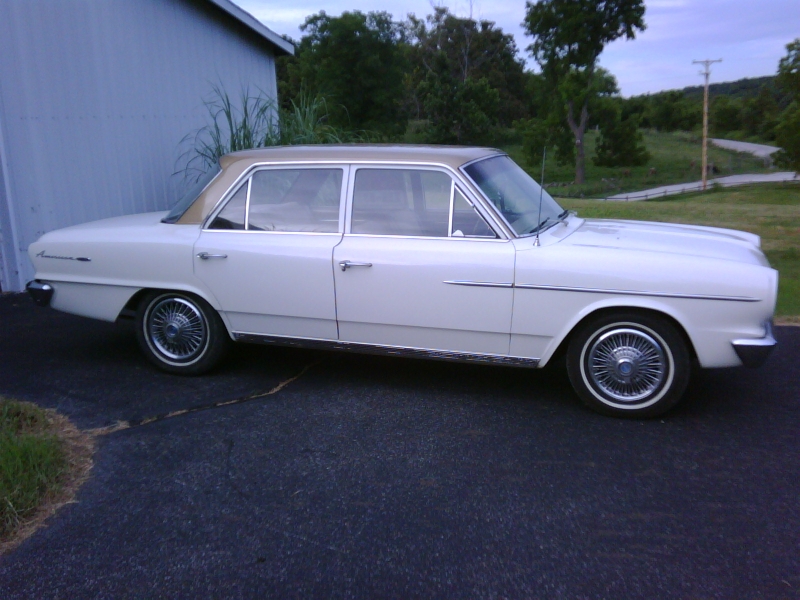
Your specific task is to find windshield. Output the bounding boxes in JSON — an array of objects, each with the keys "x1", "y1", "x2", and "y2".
[
  {"x1": 161, "y1": 164, "x2": 222, "y2": 224},
  {"x1": 463, "y1": 155, "x2": 565, "y2": 236}
]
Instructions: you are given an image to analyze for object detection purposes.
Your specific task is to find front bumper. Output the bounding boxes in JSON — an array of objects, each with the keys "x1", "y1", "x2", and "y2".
[
  {"x1": 26, "y1": 280, "x2": 54, "y2": 307},
  {"x1": 732, "y1": 321, "x2": 777, "y2": 368}
]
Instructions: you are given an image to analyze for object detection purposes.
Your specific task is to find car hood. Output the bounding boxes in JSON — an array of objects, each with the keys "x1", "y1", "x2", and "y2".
[{"x1": 560, "y1": 218, "x2": 769, "y2": 266}]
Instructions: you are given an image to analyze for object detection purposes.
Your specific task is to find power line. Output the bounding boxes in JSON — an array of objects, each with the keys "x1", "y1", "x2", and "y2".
[{"x1": 693, "y1": 59, "x2": 723, "y2": 191}]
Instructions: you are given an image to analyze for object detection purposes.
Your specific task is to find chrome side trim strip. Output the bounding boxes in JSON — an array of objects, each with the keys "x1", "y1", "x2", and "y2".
[
  {"x1": 514, "y1": 283, "x2": 761, "y2": 303},
  {"x1": 443, "y1": 280, "x2": 514, "y2": 288},
  {"x1": 232, "y1": 332, "x2": 540, "y2": 368}
]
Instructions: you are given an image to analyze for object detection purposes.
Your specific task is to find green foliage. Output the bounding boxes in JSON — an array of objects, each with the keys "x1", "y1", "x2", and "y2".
[
  {"x1": 407, "y1": 8, "x2": 527, "y2": 126},
  {"x1": 682, "y1": 76, "x2": 779, "y2": 102},
  {"x1": 777, "y1": 38, "x2": 800, "y2": 99},
  {"x1": 774, "y1": 101, "x2": 800, "y2": 171},
  {"x1": 279, "y1": 11, "x2": 408, "y2": 135},
  {"x1": 0, "y1": 399, "x2": 66, "y2": 538},
  {"x1": 711, "y1": 96, "x2": 743, "y2": 135},
  {"x1": 774, "y1": 39, "x2": 800, "y2": 170},
  {"x1": 523, "y1": 0, "x2": 646, "y2": 79},
  {"x1": 418, "y1": 74, "x2": 499, "y2": 145},
  {"x1": 180, "y1": 86, "x2": 368, "y2": 179},
  {"x1": 622, "y1": 91, "x2": 700, "y2": 132},
  {"x1": 401, "y1": 7, "x2": 526, "y2": 143},
  {"x1": 593, "y1": 113, "x2": 651, "y2": 167},
  {"x1": 505, "y1": 129, "x2": 772, "y2": 198},
  {"x1": 522, "y1": 0, "x2": 646, "y2": 183},
  {"x1": 277, "y1": 7, "x2": 531, "y2": 144},
  {"x1": 741, "y1": 88, "x2": 781, "y2": 140}
]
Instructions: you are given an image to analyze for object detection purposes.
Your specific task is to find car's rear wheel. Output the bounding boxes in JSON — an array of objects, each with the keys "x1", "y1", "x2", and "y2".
[
  {"x1": 136, "y1": 291, "x2": 229, "y2": 375},
  {"x1": 566, "y1": 312, "x2": 691, "y2": 418}
]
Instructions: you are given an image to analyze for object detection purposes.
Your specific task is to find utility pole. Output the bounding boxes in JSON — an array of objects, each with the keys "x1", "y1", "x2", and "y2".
[{"x1": 693, "y1": 59, "x2": 722, "y2": 190}]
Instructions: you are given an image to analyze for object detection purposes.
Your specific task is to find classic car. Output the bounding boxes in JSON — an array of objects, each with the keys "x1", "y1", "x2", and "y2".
[{"x1": 26, "y1": 145, "x2": 777, "y2": 417}]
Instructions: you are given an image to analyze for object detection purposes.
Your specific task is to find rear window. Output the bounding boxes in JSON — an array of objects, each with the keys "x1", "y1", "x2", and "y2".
[{"x1": 161, "y1": 164, "x2": 222, "y2": 224}]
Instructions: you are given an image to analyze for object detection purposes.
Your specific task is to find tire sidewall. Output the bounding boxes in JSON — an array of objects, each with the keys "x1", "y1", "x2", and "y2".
[
  {"x1": 567, "y1": 313, "x2": 690, "y2": 418},
  {"x1": 135, "y1": 291, "x2": 228, "y2": 375}
]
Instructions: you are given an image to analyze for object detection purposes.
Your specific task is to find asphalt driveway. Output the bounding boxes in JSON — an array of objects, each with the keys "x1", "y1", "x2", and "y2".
[{"x1": 0, "y1": 293, "x2": 798, "y2": 598}]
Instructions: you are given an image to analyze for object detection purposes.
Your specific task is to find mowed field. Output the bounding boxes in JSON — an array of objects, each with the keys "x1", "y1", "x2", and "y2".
[
  {"x1": 558, "y1": 183, "x2": 800, "y2": 318},
  {"x1": 506, "y1": 130, "x2": 774, "y2": 199}
]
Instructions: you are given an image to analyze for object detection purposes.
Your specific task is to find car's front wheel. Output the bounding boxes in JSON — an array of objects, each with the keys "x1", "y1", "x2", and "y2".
[
  {"x1": 136, "y1": 291, "x2": 230, "y2": 375},
  {"x1": 566, "y1": 312, "x2": 691, "y2": 418}
]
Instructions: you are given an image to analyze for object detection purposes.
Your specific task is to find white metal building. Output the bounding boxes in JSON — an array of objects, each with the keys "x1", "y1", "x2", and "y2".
[{"x1": 0, "y1": 0, "x2": 292, "y2": 291}]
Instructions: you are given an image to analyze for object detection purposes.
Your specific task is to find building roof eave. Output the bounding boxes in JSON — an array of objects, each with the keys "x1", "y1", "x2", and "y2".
[{"x1": 205, "y1": 0, "x2": 294, "y2": 55}]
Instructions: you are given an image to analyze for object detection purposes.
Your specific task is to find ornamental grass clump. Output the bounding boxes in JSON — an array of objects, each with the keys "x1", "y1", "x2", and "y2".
[{"x1": 179, "y1": 85, "x2": 370, "y2": 180}]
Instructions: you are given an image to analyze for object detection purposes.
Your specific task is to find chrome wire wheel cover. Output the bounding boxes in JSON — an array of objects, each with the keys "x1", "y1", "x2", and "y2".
[
  {"x1": 586, "y1": 327, "x2": 668, "y2": 404},
  {"x1": 146, "y1": 297, "x2": 208, "y2": 363}
]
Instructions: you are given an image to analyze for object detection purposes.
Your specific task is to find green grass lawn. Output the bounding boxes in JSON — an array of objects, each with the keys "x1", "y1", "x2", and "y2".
[
  {"x1": 557, "y1": 183, "x2": 800, "y2": 317},
  {"x1": 0, "y1": 398, "x2": 67, "y2": 540},
  {"x1": 504, "y1": 129, "x2": 774, "y2": 199}
]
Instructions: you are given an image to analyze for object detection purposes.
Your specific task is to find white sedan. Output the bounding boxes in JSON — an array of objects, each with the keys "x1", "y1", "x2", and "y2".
[{"x1": 26, "y1": 145, "x2": 777, "y2": 417}]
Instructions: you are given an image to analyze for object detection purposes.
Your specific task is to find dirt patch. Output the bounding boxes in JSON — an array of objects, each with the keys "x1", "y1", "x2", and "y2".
[{"x1": 776, "y1": 316, "x2": 800, "y2": 326}]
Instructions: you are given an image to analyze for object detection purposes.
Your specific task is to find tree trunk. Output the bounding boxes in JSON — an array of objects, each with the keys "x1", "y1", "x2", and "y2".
[{"x1": 566, "y1": 100, "x2": 589, "y2": 185}]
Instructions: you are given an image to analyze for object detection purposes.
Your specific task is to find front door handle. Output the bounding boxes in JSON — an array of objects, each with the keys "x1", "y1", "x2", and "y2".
[
  {"x1": 339, "y1": 260, "x2": 372, "y2": 271},
  {"x1": 197, "y1": 252, "x2": 228, "y2": 260}
]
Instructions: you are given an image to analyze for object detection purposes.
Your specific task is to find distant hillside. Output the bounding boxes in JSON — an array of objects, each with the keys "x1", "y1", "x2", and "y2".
[{"x1": 681, "y1": 76, "x2": 776, "y2": 101}]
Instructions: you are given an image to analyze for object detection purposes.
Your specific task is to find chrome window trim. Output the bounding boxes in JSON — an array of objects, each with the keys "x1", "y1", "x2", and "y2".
[
  {"x1": 244, "y1": 178, "x2": 252, "y2": 230},
  {"x1": 342, "y1": 233, "x2": 510, "y2": 243},
  {"x1": 199, "y1": 230, "x2": 344, "y2": 237},
  {"x1": 232, "y1": 331, "x2": 540, "y2": 368},
  {"x1": 447, "y1": 180, "x2": 455, "y2": 237},
  {"x1": 203, "y1": 164, "x2": 350, "y2": 232},
  {"x1": 345, "y1": 164, "x2": 507, "y2": 240},
  {"x1": 514, "y1": 283, "x2": 761, "y2": 302}
]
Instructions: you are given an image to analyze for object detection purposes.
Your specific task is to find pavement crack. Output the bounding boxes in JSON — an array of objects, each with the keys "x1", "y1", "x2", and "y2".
[{"x1": 88, "y1": 361, "x2": 319, "y2": 435}]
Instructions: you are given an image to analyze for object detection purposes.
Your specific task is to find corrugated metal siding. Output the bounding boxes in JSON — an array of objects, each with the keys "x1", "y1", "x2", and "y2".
[{"x1": 0, "y1": 0, "x2": 280, "y2": 290}]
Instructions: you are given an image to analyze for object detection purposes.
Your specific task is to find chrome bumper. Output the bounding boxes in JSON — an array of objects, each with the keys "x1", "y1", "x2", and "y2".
[
  {"x1": 732, "y1": 321, "x2": 777, "y2": 368},
  {"x1": 26, "y1": 280, "x2": 54, "y2": 307}
]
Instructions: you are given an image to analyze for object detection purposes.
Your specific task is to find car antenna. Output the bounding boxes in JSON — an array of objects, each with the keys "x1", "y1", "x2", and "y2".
[{"x1": 534, "y1": 147, "x2": 546, "y2": 247}]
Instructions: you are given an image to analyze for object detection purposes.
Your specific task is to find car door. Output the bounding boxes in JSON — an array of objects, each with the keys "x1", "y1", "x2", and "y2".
[
  {"x1": 333, "y1": 166, "x2": 515, "y2": 356},
  {"x1": 194, "y1": 165, "x2": 347, "y2": 340}
]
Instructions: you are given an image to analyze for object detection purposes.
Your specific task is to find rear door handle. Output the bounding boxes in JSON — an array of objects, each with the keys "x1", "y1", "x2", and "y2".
[
  {"x1": 197, "y1": 252, "x2": 228, "y2": 260},
  {"x1": 339, "y1": 260, "x2": 372, "y2": 271}
]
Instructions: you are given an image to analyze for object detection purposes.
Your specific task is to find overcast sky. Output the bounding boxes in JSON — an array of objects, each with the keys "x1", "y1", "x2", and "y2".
[{"x1": 236, "y1": 0, "x2": 797, "y2": 97}]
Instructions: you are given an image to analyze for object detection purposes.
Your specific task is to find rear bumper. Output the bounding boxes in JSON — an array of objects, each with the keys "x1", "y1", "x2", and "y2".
[
  {"x1": 732, "y1": 321, "x2": 777, "y2": 368},
  {"x1": 26, "y1": 280, "x2": 54, "y2": 307}
]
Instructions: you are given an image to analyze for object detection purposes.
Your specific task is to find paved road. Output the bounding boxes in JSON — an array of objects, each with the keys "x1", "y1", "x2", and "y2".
[
  {"x1": 0, "y1": 294, "x2": 799, "y2": 598},
  {"x1": 710, "y1": 138, "x2": 780, "y2": 158},
  {"x1": 605, "y1": 171, "x2": 797, "y2": 201}
]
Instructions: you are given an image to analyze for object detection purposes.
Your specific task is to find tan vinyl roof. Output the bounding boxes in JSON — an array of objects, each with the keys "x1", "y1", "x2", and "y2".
[{"x1": 179, "y1": 145, "x2": 503, "y2": 224}]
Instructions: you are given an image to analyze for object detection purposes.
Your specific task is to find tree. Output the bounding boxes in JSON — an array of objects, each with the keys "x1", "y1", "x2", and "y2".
[
  {"x1": 774, "y1": 39, "x2": 800, "y2": 170},
  {"x1": 777, "y1": 38, "x2": 800, "y2": 99},
  {"x1": 278, "y1": 11, "x2": 408, "y2": 135},
  {"x1": 593, "y1": 112, "x2": 650, "y2": 167},
  {"x1": 711, "y1": 96, "x2": 743, "y2": 135},
  {"x1": 523, "y1": 0, "x2": 646, "y2": 183},
  {"x1": 405, "y1": 7, "x2": 527, "y2": 142},
  {"x1": 519, "y1": 67, "x2": 618, "y2": 169}
]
